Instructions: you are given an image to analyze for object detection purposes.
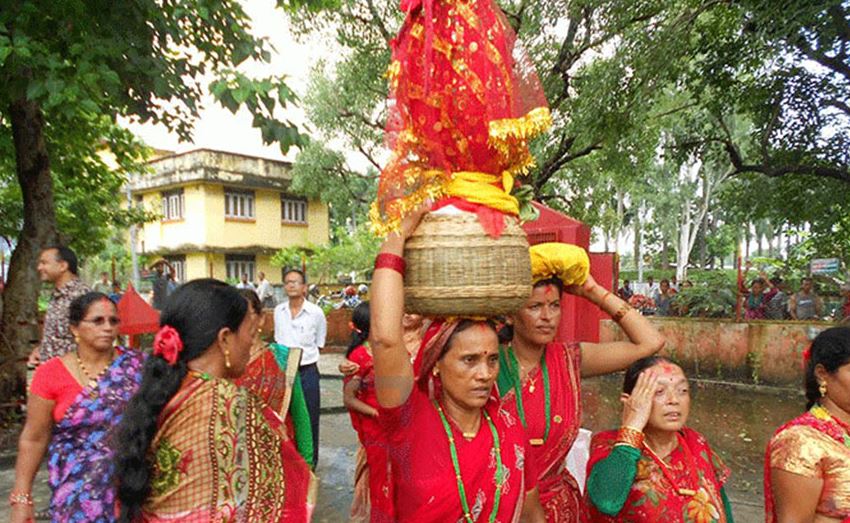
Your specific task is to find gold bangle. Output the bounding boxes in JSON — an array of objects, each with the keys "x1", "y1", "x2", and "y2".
[
  {"x1": 9, "y1": 491, "x2": 33, "y2": 506},
  {"x1": 616, "y1": 426, "x2": 644, "y2": 449}
]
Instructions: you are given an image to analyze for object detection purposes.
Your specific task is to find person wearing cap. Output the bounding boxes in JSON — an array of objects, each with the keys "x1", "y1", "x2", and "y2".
[{"x1": 497, "y1": 243, "x2": 666, "y2": 521}]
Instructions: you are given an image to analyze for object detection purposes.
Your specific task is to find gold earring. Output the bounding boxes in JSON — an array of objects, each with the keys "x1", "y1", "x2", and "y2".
[
  {"x1": 819, "y1": 381, "x2": 827, "y2": 397},
  {"x1": 224, "y1": 347, "x2": 231, "y2": 369},
  {"x1": 74, "y1": 334, "x2": 80, "y2": 344},
  {"x1": 432, "y1": 367, "x2": 439, "y2": 377}
]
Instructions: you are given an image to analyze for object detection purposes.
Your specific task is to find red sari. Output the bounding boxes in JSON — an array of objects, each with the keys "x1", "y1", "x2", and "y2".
[
  {"x1": 346, "y1": 345, "x2": 394, "y2": 522},
  {"x1": 379, "y1": 386, "x2": 535, "y2": 522},
  {"x1": 499, "y1": 342, "x2": 583, "y2": 522},
  {"x1": 586, "y1": 428, "x2": 729, "y2": 523}
]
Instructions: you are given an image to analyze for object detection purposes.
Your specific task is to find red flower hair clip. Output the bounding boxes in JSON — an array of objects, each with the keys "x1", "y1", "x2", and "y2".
[
  {"x1": 802, "y1": 344, "x2": 813, "y2": 367},
  {"x1": 153, "y1": 325, "x2": 184, "y2": 365}
]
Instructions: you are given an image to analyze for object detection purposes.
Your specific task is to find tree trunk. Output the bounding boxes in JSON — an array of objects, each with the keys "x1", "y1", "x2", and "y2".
[
  {"x1": 633, "y1": 202, "x2": 641, "y2": 271},
  {"x1": 0, "y1": 99, "x2": 59, "y2": 401}
]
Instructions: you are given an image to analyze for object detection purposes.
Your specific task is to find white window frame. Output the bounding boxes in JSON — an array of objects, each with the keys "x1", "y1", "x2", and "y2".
[
  {"x1": 281, "y1": 195, "x2": 308, "y2": 224},
  {"x1": 225, "y1": 255, "x2": 256, "y2": 282},
  {"x1": 224, "y1": 189, "x2": 255, "y2": 219},
  {"x1": 161, "y1": 189, "x2": 184, "y2": 221}
]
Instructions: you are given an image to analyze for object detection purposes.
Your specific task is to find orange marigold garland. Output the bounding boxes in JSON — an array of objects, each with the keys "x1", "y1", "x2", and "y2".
[{"x1": 370, "y1": 0, "x2": 552, "y2": 238}]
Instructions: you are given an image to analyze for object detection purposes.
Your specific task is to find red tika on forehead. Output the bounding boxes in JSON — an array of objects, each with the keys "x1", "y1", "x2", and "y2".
[
  {"x1": 543, "y1": 284, "x2": 558, "y2": 299},
  {"x1": 657, "y1": 362, "x2": 681, "y2": 375}
]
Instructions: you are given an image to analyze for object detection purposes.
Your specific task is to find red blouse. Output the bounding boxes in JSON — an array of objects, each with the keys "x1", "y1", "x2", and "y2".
[
  {"x1": 379, "y1": 387, "x2": 536, "y2": 522},
  {"x1": 30, "y1": 357, "x2": 83, "y2": 422}
]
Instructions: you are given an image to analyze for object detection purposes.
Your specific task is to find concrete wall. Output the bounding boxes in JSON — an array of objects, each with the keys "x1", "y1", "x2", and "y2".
[{"x1": 599, "y1": 317, "x2": 834, "y2": 386}]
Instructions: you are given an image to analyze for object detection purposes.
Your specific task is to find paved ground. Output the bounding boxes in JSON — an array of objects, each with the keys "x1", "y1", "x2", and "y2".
[{"x1": 0, "y1": 352, "x2": 767, "y2": 522}]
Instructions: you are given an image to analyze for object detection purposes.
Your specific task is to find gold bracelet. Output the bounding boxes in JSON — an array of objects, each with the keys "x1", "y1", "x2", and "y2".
[
  {"x1": 616, "y1": 426, "x2": 644, "y2": 449},
  {"x1": 9, "y1": 491, "x2": 33, "y2": 506},
  {"x1": 612, "y1": 302, "x2": 633, "y2": 322}
]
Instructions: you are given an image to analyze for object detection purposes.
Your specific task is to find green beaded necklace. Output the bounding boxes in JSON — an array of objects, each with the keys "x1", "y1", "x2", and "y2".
[
  {"x1": 433, "y1": 400, "x2": 504, "y2": 523},
  {"x1": 507, "y1": 347, "x2": 551, "y2": 445}
]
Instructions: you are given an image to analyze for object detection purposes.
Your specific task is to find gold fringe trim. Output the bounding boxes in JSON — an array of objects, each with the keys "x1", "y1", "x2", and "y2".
[
  {"x1": 370, "y1": 167, "x2": 449, "y2": 238},
  {"x1": 488, "y1": 107, "x2": 552, "y2": 172},
  {"x1": 488, "y1": 106, "x2": 553, "y2": 145}
]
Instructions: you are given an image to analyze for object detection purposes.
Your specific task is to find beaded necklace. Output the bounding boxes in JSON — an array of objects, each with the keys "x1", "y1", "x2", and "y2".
[
  {"x1": 507, "y1": 347, "x2": 550, "y2": 446},
  {"x1": 811, "y1": 404, "x2": 850, "y2": 448},
  {"x1": 433, "y1": 400, "x2": 504, "y2": 523},
  {"x1": 76, "y1": 349, "x2": 115, "y2": 390}
]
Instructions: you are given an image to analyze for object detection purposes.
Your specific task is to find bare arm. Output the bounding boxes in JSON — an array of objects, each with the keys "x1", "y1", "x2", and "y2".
[
  {"x1": 788, "y1": 294, "x2": 798, "y2": 319},
  {"x1": 11, "y1": 395, "x2": 54, "y2": 523},
  {"x1": 370, "y1": 208, "x2": 428, "y2": 408},
  {"x1": 573, "y1": 276, "x2": 666, "y2": 378},
  {"x1": 343, "y1": 376, "x2": 379, "y2": 418},
  {"x1": 520, "y1": 487, "x2": 545, "y2": 523},
  {"x1": 771, "y1": 468, "x2": 821, "y2": 523}
]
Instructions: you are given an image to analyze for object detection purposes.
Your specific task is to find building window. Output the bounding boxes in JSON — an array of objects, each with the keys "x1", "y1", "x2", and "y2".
[
  {"x1": 164, "y1": 255, "x2": 186, "y2": 283},
  {"x1": 225, "y1": 189, "x2": 255, "y2": 219},
  {"x1": 281, "y1": 195, "x2": 308, "y2": 224},
  {"x1": 226, "y1": 254, "x2": 255, "y2": 282},
  {"x1": 161, "y1": 189, "x2": 184, "y2": 221}
]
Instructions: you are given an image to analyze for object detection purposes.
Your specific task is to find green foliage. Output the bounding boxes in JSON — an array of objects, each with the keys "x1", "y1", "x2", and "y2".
[
  {"x1": 281, "y1": 0, "x2": 849, "y2": 268},
  {"x1": 0, "y1": 111, "x2": 152, "y2": 256},
  {"x1": 672, "y1": 272, "x2": 738, "y2": 318},
  {"x1": 0, "y1": 0, "x2": 314, "y2": 152},
  {"x1": 271, "y1": 224, "x2": 381, "y2": 283}
]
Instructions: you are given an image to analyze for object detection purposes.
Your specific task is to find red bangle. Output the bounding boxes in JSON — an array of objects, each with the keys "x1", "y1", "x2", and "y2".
[{"x1": 375, "y1": 253, "x2": 406, "y2": 276}]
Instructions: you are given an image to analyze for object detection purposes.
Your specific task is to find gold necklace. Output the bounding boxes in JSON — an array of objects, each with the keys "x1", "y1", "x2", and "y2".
[{"x1": 76, "y1": 349, "x2": 114, "y2": 386}]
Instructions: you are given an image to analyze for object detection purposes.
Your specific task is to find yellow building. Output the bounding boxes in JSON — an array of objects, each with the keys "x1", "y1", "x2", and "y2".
[{"x1": 127, "y1": 149, "x2": 329, "y2": 284}]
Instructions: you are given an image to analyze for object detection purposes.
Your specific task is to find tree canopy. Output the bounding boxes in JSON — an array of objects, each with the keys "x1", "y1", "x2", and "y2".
[{"x1": 284, "y1": 0, "x2": 849, "y2": 274}]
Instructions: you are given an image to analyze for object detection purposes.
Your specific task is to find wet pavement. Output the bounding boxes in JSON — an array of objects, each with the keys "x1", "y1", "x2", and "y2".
[{"x1": 0, "y1": 352, "x2": 792, "y2": 521}]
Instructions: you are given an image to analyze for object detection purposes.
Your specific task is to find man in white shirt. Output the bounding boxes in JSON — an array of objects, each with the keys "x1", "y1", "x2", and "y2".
[
  {"x1": 274, "y1": 269, "x2": 326, "y2": 467},
  {"x1": 255, "y1": 271, "x2": 275, "y2": 308},
  {"x1": 235, "y1": 273, "x2": 255, "y2": 291}
]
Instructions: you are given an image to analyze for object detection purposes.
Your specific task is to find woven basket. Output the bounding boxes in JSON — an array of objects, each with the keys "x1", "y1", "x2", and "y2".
[{"x1": 403, "y1": 212, "x2": 532, "y2": 316}]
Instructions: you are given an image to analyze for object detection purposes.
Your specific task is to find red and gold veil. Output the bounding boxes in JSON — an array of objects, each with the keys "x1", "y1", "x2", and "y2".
[{"x1": 370, "y1": 0, "x2": 551, "y2": 238}]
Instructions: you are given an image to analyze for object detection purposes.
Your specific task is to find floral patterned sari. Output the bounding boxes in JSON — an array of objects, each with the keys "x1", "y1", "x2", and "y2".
[
  {"x1": 140, "y1": 373, "x2": 314, "y2": 522},
  {"x1": 586, "y1": 428, "x2": 729, "y2": 523},
  {"x1": 47, "y1": 348, "x2": 145, "y2": 522}
]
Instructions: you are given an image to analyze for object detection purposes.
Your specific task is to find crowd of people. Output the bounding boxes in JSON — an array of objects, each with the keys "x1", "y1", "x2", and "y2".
[
  {"x1": 617, "y1": 270, "x2": 850, "y2": 323},
  {"x1": 9, "y1": 232, "x2": 850, "y2": 523}
]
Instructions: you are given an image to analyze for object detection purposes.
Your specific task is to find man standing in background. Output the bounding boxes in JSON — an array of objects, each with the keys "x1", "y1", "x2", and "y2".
[
  {"x1": 31, "y1": 246, "x2": 91, "y2": 364},
  {"x1": 92, "y1": 271, "x2": 111, "y2": 294},
  {"x1": 274, "y1": 269, "x2": 326, "y2": 468},
  {"x1": 789, "y1": 277, "x2": 823, "y2": 320},
  {"x1": 255, "y1": 271, "x2": 275, "y2": 308}
]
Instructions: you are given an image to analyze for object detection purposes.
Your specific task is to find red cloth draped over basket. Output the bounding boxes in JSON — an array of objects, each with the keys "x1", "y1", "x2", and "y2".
[{"x1": 370, "y1": 0, "x2": 551, "y2": 238}]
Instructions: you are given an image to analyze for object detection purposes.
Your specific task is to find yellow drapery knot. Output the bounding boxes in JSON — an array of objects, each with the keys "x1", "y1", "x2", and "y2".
[
  {"x1": 445, "y1": 170, "x2": 519, "y2": 216},
  {"x1": 529, "y1": 243, "x2": 590, "y2": 286}
]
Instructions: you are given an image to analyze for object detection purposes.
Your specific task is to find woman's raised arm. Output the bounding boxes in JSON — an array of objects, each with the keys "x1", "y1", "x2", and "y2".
[{"x1": 370, "y1": 207, "x2": 428, "y2": 408}]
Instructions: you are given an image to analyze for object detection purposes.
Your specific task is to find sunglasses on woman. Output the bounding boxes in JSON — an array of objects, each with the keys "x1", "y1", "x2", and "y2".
[{"x1": 80, "y1": 316, "x2": 121, "y2": 326}]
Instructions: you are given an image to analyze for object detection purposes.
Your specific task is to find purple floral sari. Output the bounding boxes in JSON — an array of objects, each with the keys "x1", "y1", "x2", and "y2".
[{"x1": 47, "y1": 348, "x2": 145, "y2": 522}]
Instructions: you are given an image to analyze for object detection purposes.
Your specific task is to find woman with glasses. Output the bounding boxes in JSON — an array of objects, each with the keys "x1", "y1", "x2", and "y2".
[{"x1": 11, "y1": 292, "x2": 145, "y2": 522}]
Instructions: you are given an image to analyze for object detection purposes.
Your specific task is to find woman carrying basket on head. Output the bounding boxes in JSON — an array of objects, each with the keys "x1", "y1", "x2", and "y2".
[
  {"x1": 370, "y1": 207, "x2": 545, "y2": 522},
  {"x1": 497, "y1": 243, "x2": 666, "y2": 521}
]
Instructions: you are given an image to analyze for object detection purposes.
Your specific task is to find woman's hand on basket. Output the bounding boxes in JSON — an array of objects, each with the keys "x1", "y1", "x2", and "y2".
[
  {"x1": 398, "y1": 200, "x2": 432, "y2": 240},
  {"x1": 620, "y1": 369, "x2": 659, "y2": 431}
]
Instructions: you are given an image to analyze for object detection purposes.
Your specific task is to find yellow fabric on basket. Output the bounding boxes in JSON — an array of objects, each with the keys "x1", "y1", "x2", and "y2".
[
  {"x1": 529, "y1": 243, "x2": 590, "y2": 286},
  {"x1": 445, "y1": 171, "x2": 520, "y2": 216}
]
